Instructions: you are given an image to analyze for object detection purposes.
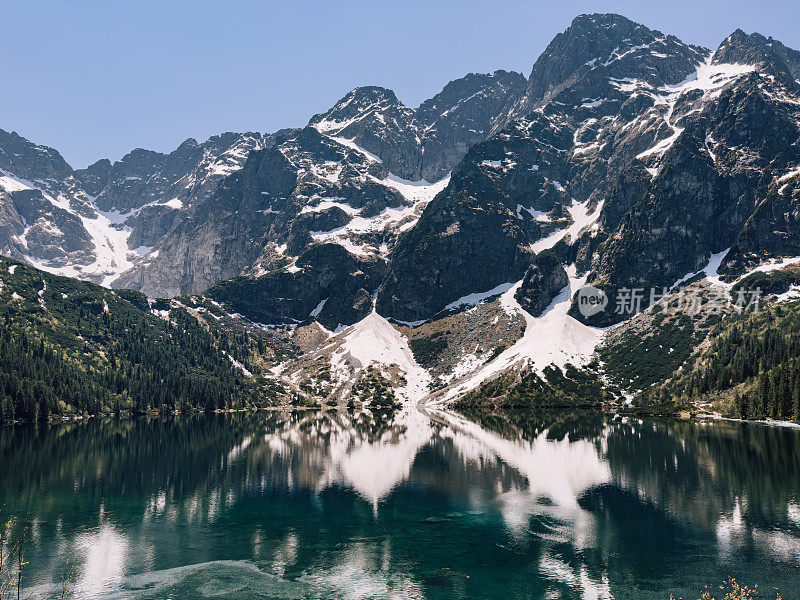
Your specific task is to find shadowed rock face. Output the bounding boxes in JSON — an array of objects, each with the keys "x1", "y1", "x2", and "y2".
[
  {"x1": 0, "y1": 129, "x2": 73, "y2": 182},
  {"x1": 75, "y1": 132, "x2": 274, "y2": 214},
  {"x1": 205, "y1": 243, "x2": 385, "y2": 331},
  {"x1": 375, "y1": 159, "x2": 536, "y2": 323},
  {"x1": 515, "y1": 252, "x2": 569, "y2": 317},
  {"x1": 414, "y1": 71, "x2": 528, "y2": 181},
  {"x1": 575, "y1": 65, "x2": 800, "y2": 325}
]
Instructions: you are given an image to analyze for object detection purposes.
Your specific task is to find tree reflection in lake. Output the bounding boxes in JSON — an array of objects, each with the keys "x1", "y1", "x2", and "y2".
[{"x1": 1, "y1": 408, "x2": 799, "y2": 600}]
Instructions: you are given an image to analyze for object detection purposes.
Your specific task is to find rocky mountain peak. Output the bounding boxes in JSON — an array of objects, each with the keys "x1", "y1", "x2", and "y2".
[
  {"x1": 0, "y1": 128, "x2": 74, "y2": 182},
  {"x1": 568, "y1": 12, "x2": 645, "y2": 37},
  {"x1": 714, "y1": 28, "x2": 800, "y2": 82},
  {"x1": 307, "y1": 73, "x2": 527, "y2": 181},
  {"x1": 74, "y1": 158, "x2": 112, "y2": 196},
  {"x1": 496, "y1": 14, "x2": 708, "y2": 129},
  {"x1": 416, "y1": 70, "x2": 524, "y2": 115},
  {"x1": 308, "y1": 86, "x2": 407, "y2": 135},
  {"x1": 177, "y1": 137, "x2": 200, "y2": 150}
]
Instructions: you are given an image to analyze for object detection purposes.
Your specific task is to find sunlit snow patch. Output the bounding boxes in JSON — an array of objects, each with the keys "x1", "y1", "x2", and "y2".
[
  {"x1": 531, "y1": 198, "x2": 604, "y2": 253},
  {"x1": 437, "y1": 266, "x2": 607, "y2": 403},
  {"x1": 331, "y1": 311, "x2": 431, "y2": 403},
  {"x1": 309, "y1": 173, "x2": 449, "y2": 256}
]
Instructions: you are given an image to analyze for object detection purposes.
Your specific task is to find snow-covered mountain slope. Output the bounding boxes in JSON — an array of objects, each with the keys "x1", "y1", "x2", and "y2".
[
  {"x1": 236, "y1": 14, "x2": 800, "y2": 404},
  {"x1": 109, "y1": 71, "x2": 526, "y2": 299},
  {"x1": 0, "y1": 69, "x2": 523, "y2": 298},
  {"x1": 0, "y1": 128, "x2": 279, "y2": 285},
  {"x1": 376, "y1": 14, "x2": 800, "y2": 327},
  {"x1": 434, "y1": 266, "x2": 606, "y2": 403},
  {"x1": 113, "y1": 126, "x2": 454, "y2": 298},
  {"x1": 0, "y1": 129, "x2": 131, "y2": 284}
]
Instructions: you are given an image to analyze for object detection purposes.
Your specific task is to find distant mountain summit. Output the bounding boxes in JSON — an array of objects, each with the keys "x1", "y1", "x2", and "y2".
[
  {"x1": 494, "y1": 13, "x2": 708, "y2": 130},
  {"x1": 309, "y1": 71, "x2": 527, "y2": 181}
]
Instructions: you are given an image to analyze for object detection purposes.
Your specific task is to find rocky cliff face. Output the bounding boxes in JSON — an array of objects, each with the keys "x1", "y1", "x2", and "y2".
[
  {"x1": 572, "y1": 31, "x2": 800, "y2": 325},
  {"x1": 0, "y1": 128, "x2": 279, "y2": 285},
  {"x1": 0, "y1": 129, "x2": 103, "y2": 276},
  {"x1": 205, "y1": 243, "x2": 385, "y2": 331},
  {"x1": 515, "y1": 251, "x2": 569, "y2": 316},
  {"x1": 112, "y1": 126, "x2": 444, "y2": 298}
]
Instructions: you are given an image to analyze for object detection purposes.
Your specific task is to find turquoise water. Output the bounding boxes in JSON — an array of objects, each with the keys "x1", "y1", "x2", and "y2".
[{"x1": 1, "y1": 408, "x2": 799, "y2": 599}]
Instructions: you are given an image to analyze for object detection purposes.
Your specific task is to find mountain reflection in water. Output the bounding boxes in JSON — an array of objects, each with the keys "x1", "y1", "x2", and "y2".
[{"x1": 1, "y1": 408, "x2": 799, "y2": 600}]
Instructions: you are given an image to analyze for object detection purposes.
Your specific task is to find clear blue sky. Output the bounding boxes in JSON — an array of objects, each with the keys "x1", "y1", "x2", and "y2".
[{"x1": 2, "y1": 0, "x2": 798, "y2": 168}]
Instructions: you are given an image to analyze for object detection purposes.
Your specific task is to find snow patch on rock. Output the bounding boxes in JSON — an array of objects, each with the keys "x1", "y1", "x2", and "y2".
[
  {"x1": 436, "y1": 266, "x2": 607, "y2": 403},
  {"x1": 332, "y1": 312, "x2": 431, "y2": 404}
]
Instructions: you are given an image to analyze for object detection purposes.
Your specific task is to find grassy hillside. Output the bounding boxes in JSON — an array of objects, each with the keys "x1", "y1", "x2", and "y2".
[{"x1": 0, "y1": 257, "x2": 285, "y2": 423}]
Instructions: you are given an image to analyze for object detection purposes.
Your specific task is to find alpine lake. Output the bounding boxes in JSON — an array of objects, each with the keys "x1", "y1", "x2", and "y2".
[{"x1": 2, "y1": 407, "x2": 799, "y2": 600}]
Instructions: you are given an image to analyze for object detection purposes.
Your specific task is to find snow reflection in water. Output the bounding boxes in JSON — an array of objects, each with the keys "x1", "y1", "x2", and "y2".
[{"x1": 5, "y1": 409, "x2": 800, "y2": 600}]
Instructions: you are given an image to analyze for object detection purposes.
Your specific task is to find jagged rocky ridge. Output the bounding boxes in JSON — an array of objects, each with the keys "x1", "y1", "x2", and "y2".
[
  {"x1": 3, "y1": 13, "x2": 800, "y2": 405},
  {"x1": 309, "y1": 71, "x2": 526, "y2": 182},
  {"x1": 1, "y1": 70, "x2": 526, "y2": 298},
  {"x1": 0, "y1": 128, "x2": 276, "y2": 286},
  {"x1": 377, "y1": 14, "x2": 800, "y2": 326}
]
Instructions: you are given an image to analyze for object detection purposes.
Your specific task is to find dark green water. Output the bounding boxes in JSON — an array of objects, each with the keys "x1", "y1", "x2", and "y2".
[{"x1": 1, "y1": 408, "x2": 800, "y2": 599}]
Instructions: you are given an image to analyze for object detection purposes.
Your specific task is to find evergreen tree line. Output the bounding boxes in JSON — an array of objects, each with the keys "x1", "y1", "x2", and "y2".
[
  {"x1": 0, "y1": 314, "x2": 267, "y2": 424},
  {"x1": 732, "y1": 360, "x2": 800, "y2": 421},
  {"x1": 676, "y1": 306, "x2": 800, "y2": 421},
  {"x1": 0, "y1": 261, "x2": 275, "y2": 424},
  {"x1": 458, "y1": 363, "x2": 613, "y2": 409}
]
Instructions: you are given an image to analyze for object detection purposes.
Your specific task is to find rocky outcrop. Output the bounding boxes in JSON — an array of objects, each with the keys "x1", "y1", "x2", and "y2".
[
  {"x1": 376, "y1": 157, "x2": 535, "y2": 322},
  {"x1": 415, "y1": 70, "x2": 527, "y2": 181},
  {"x1": 205, "y1": 243, "x2": 385, "y2": 330},
  {"x1": 494, "y1": 13, "x2": 707, "y2": 131},
  {"x1": 515, "y1": 251, "x2": 569, "y2": 316},
  {"x1": 0, "y1": 129, "x2": 73, "y2": 183},
  {"x1": 714, "y1": 29, "x2": 800, "y2": 83}
]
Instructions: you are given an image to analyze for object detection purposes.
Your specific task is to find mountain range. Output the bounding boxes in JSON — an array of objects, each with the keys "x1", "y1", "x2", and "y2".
[{"x1": 3, "y1": 13, "x2": 800, "y2": 413}]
